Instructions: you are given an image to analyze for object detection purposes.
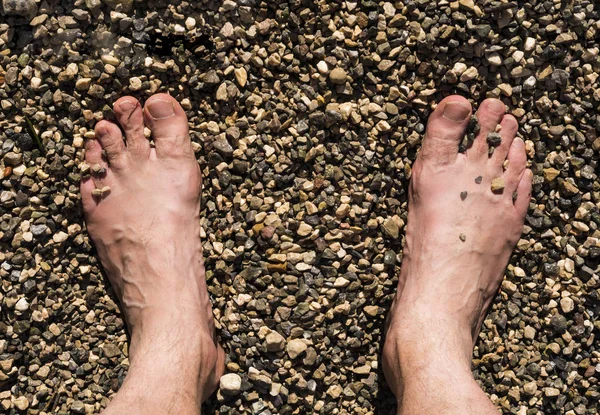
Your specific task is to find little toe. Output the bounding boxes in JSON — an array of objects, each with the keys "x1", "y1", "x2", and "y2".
[
  {"x1": 514, "y1": 169, "x2": 533, "y2": 217},
  {"x1": 114, "y1": 97, "x2": 150, "y2": 157},
  {"x1": 489, "y1": 114, "x2": 518, "y2": 167},
  {"x1": 469, "y1": 98, "x2": 507, "y2": 159},
  {"x1": 80, "y1": 177, "x2": 98, "y2": 213},
  {"x1": 420, "y1": 95, "x2": 472, "y2": 165},
  {"x1": 143, "y1": 93, "x2": 193, "y2": 159},
  {"x1": 95, "y1": 120, "x2": 126, "y2": 167},
  {"x1": 503, "y1": 137, "x2": 527, "y2": 194}
]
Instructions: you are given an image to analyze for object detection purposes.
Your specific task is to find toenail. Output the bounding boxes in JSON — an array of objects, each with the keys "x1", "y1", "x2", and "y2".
[
  {"x1": 119, "y1": 100, "x2": 137, "y2": 112},
  {"x1": 488, "y1": 99, "x2": 506, "y2": 114},
  {"x1": 443, "y1": 102, "x2": 471, "y2": 122},
  {"x1": 147, "y1": 100, "x2": 175, "y2": 119}
]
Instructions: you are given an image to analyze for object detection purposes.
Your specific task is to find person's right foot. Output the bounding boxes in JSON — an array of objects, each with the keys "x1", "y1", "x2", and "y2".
[
  {"x1": 383, "y1": 96, "x2": 531, "y2": 400},
  {"x1": 81, "y1": 94, "x2": 225, "y2": 412}
]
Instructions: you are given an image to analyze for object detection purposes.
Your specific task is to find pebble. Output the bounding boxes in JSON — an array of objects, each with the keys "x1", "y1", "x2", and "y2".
[
  {"x1": 220, "y1": 373, "x2": 242, "y2": 395},
  {"x1": 13, "y1": 396, "x2": 29, "y2": 410},
  {"x1": 329, "y1": 68, "x2": 347, "y2": 84},
  {"x1": 287, "y1": 339, "x2": 307, "y2": 359},
  {"x1": 234, "y1": 67, "x2": 248, "y2": 87},
  {"x1": 490, "y1": 177, "x2": 505, "y2": 193},
  {"x1": 3, "y1": 0, "x2": 37, "y2": 16},
  {"x1": 265, "y1": 331, "x2": 285, "y2": 352}
]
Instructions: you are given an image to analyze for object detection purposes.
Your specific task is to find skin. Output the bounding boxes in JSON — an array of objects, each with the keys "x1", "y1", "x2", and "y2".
[
  {"x1": 81, "y1": 94, "x2": 224, "y2": 415},
  {"x1": 382, "y1": 96, "x2": 532, "y2": 414},
  {"x1": 81, "y1": 93, "x2": 531, "y2": 415}
]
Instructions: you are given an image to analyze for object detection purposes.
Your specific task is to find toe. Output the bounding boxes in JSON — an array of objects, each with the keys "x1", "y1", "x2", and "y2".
[
  {"x1": 114, "y1": 97, "x2": 150, "y2": 157},
  {"x1": 503, "y1": 137, "x2": 527, "y2": 194},
  {"x1": 80, "y1": 177, "x2": 97, "y2": 213},
  {"x1": 143, "y1": 93, "x2": 193, "y2": 159},
  {"x1": 469, "y1": 98, "x2": 506, "y2": 159},
  {"x1": 95, "y1": 120, "x2": 126, "y2": 167},
  {"x1": 489, "y1": 114, "x2": 518, "y2": 167},
  {"x1": 84, "y1": 136, "x2": 105, "y2": 166},
  {"x1": 420, "y1": 95, "x2": 472, "y2": 165},
  {"x1": 514, "y1": 169, "x2": 533, "y2": 217}
]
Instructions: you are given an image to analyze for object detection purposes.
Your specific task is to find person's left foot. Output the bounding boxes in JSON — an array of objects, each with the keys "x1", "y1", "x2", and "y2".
[{"x1": 81, "y1": 94, "x2": 224, "y2": 408}]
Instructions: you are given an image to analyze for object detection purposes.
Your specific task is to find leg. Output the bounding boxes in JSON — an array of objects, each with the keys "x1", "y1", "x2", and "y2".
[
  {"x1": 383, "y1": 96, "x2": 532, "y2": 414},
  {"x1": 81, "y1": 94, "x2": 225, "y2": 414}
]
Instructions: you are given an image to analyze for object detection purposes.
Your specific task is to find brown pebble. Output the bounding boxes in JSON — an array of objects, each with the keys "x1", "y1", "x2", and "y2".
[
  {"x1": 80, "y1": 163, "x2": 91, "y2": 174},
  {"x1": 459, "y1": 233, "x2": 466, "y2": 242},
  {"x1": 512, "y1": 191, "x2": 518, "y2": 202},
  {"x1": 101, "y1": 186, "x2": 112, "y2": 195},
  {"x1": 91, "y1": 164, "x2": 106, "y2": 175},
  {"x1": 460, "y1": 191, "x2": 468, "y2": 201},
  {"x1": 494, "y1": 124, "x2": 502, "y2": 133},
  {"x1": 91, "y1": 189, "x2": 103, "y2": 197},
  {"x1": 503, "y1": 159, "x2": 510, "y2": 170},
  {"x1": 475, "y1": 176, "x2": 483, "y2": 184},
  {"x1": 3, "y1": 166, "x2": 12, "y2": 177},
  {"x1": 491, "y1": 177, "x2": 505, "y2": 193}
]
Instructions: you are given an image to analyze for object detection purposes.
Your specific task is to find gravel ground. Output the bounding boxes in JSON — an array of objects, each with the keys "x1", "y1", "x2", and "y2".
[{"x1": 1, "y1": 0, "x2": 599, "y2": 414}]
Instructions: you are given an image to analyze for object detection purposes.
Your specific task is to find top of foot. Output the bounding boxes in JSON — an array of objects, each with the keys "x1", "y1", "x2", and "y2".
[
  {"x1": 383, "y1": 95, "x2": 532, "y2": 395},
  {"x1": 81, "y1": 94, "x2": 224, "y2": 404}
]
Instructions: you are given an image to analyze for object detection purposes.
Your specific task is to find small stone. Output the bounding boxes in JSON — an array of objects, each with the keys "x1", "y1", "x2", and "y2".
[
  {"x1": 460, "y1": 191, "x2": 468, "y2": 201},
  {"x1": 330, "y1": 68, "x2": 347, "y2": 84},
  {"x1": 71, "y1": 401, "x2": 85, "y2": 414},
  {"x1": 53, "y1": 232, "x2": 68, "y2": 243},
  {"x1": 234, "y1": 67, "x2": 247, "y2": 87},
  {"x1": 212, "y1": 140, "x2": 234, "y2": 157},
  {"x1": 287, "y1": 339, "x2": 307, "y2": 359},
  {"x1": 475, "y1": 176, "x2": 483, "y2": 184},
  {"x1": 559, "y1": 180, "x2": 579, "y2": 196},
  {"x1": 460, "y1": 66, "x2": 479, "y2": 82},
  {"x1": 13, "y1": 396, "x2": 29, "y2": 410},
  {"x1": 91, "y1": 164, "x2": 106, "y2": 175},
  {"x1": 543, "y1": 168, "x2": 560, "y2": 182},
  {"x1": 265, "y1": 331, "x2": 285, "y2": 352},
  {"x1": 487, "y1": 132, "x2": 502, "y2": 147},
  {"x1": 3, "y1": 0, "x2": 37, "y2": 17},
  {"x1": 317, "y1": 61, "x2": 329, "y2": 74},
  {"x1": 102, "y1": 343, "x2": 121, "y2": 358},
  {"x1": 363, "y1": 306, "x2": 379, "y2": 317},
  {"x1": 382, "y1": 217, "x2": 399, "y2": 239},
  {"x1": 216, "y1": 83, "x2": 229, "y2": 100},
  {"x1": 14, "y1": 298, "x2": 29, "y2": 311},
  {"x1": 220, "y1": 373, "x2": 242, "y2": 395},
  {"x1": 129, "y1": 77, "x2": 143, "y2": 91},
  {"x1": 523, "y1": 381, "x2": 538, "y2": 395},
  {"x1": 491, "y1": 177, "x2": 505, "y2": 193},
  {"x1": 560, "y1": 297, "x2": 574, "y2": 313}
]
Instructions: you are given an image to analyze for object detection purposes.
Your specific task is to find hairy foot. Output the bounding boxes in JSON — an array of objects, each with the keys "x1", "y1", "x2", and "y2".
[
  {"x1": 383, "y1": 96, "x2": 531, "y2": 401},
  {"x1": 81, "y1": 94, "x2": 224, "y2": 410}
]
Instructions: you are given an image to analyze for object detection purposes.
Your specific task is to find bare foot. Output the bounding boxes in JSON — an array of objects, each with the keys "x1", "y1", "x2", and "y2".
[
  {"x1": 81, "y1": 94, "x2": 224, "y2": 412},
  {"x1": 383, "y1": 96, "x2": 531, "y2": 410}
]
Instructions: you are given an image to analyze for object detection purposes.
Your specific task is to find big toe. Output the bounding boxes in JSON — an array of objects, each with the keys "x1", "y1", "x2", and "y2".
[
  {"x1": 114, "y1": 97, "x2": 150, "y2": 157},
  {"x1": 143, "y1": 94, "x2": 193, "y2": 159},
  {"x1": 420, "y1": 95, "x2": 472, "y2": 165}
]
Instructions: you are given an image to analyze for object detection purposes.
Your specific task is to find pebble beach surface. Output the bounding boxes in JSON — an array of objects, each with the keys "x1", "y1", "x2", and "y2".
[{"x1": 0, "y1": 1, "x2": 599, "y2": 414}]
